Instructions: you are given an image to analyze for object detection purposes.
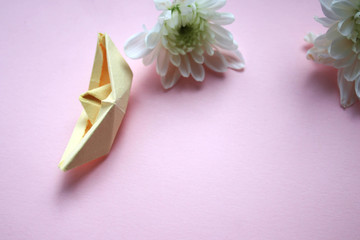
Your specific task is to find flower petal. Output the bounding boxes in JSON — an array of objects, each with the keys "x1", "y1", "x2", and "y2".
[
  {"x1": 221, "y1": 49, "x2": 245, "y2": 70},
  {"x1": 179, "y1": 4, "x2": 194, "y2": 16},
  {"x1": 304, "y1": 32, "x2": 318, "y2": 44},
  {"x1": 333, "y1": 53, "x2": 356, "y2": 68},
  {"x1": 343, "y1": 59, "x2": 360, "y2": 81},
  {"x1": 189, "y1": 55, "x2": 205, "y2": 81},
  {"x1": 329, "y1": 36, "x2": 353, "y2": 60},
  {"x1": 156, "y1": 49, "x2": 170, "y2": 76},
  {"x1": 154, "y1": 0, "x2": 172, "y2": 10},
  {"x1": 204, "y1": 50, "x2": 227, "y2": 72},
  {"x1": 124, "y1": 31, "x2": 152, "y2": 59},
  {"x1": 196, "y1": 0, "x2": 218, "y2": 9},
  {"x1": 315, "y1": 16, "x2": 336, "y2": 27},
  {"x1": 326, "y1": 24, "x2": 342, "y2": 41},
  {"x1": 190, "y1": 51, "x2": 204, "y2": 64},
  {"x1": 355, "y1": 78, "x2": 360, "y2": 98},
  {"x1": 170, "y1": 53, "x2": 181, "y2": 67},
  {"x1": 314, "y1": 34, "x2": 330, "y2": 49},
  {"x1": 161, "y1": 64, "x2": 181, "y2": 89},
  {"x1": 306, "y1": 34, "x2": 335, "y2": 65},
  {"x1": 306, "y1": 47, "x2": 335, "y2": 66},
  {"x1": 338, "y1": 18, "x2": 354, "y2": 37},
  {"x1": 207, "y1": 12, "x2": 234, "y2": 25},
  {"x1": 145, "y1": 23, "x2": 162, "y2": 49},
  {"x1": 179, "y1": 54, "x2": 191, "y2": 77},
  {"x1": 208, "y1": 0, "x2": 226, "y2": 10},
  {"x1": 320, "y1": 0, "x2": 340, "y2": 20},
  {"x1": 159, "y1": 10, "x2": 172, "y2": 23},
  {"x1": 210, "y1": 24, "x2": 237, "y2": 50},
  {"x1": 143, "y1": 44, "x2": 161, "y2": 66},
  {"x1": 337, "y1": 68, "x2": 358, "y2": 108},
  {"x1": 210, "y1": 23, "x2": 233, "y2": 42},
  {"x1": 195, "y1": 47, "x2": 204, "y2": 56},
  {"x1": 331, "y1": 0, "x2": 356, "y2": 18},
  {"x1": 203, "y1": 41, "x2": 214, "y2": 56}
]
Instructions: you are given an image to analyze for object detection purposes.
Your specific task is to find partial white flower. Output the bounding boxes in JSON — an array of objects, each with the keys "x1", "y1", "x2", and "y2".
[
  {"x1": 124, "y1": 0, "x2": 245, "y2": 89},
  {"x1": 306, "y1": 0, "x2": 360, "y2": 108}
]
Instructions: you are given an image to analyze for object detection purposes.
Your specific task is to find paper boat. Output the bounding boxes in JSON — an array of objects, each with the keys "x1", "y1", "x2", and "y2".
[{"x1": 59, "y1": 33, "x2": 133, "y2": 171}]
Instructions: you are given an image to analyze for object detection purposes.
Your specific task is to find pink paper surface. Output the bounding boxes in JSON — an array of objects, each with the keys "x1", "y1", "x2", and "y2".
[{"x1": 1, "y1": 1, "x2": 360, "y2": 239}]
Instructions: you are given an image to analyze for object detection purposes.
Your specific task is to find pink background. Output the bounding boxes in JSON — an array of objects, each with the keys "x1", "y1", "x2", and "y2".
[{"x1": 1, "y1": 0, "x2": 360, "y2": 239}]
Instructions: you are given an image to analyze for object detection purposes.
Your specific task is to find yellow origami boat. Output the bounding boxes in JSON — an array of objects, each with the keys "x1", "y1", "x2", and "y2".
[{"x1": 59, "y1": 33, "x2": 133, "y2": 171}]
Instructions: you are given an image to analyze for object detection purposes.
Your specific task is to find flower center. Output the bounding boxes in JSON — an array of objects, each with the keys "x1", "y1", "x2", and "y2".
[
  {"x1": 163, "y1": 5, "x2": 209, "y2": 55},
  {"x1": 178, "y1": 25, "x2": 192, "y2": 35},
  {"x1": 175, "y1": 24, "x2": 201, "y2": 50}
]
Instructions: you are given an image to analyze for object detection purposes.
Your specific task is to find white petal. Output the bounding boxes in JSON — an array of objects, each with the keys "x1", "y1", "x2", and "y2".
[
  {"x1": 210, "y1": 23, "x2": 233, "y2": 42},
  {"x1": 338, "y1": 18, "x2": 354, "y2": 37},
  {"x1": 168, "y1": 11, "x2": 179, "y2": 28},
  {"x1": 326, "y1": 24, "x2": 342, "y2": 41},
  {"x1": 329, "y1": 37, "x2": 353, "y2": 60},
  {"x1": 331, "y1": 0, "x2": 356, "y2": 18},
  {"x1": 184, "y1": 0, "x2": 196, "y2": 4},
  {"x1": 124, "y1": 31, "x2": 152, "y2": 59},
  {"x1": 221, "y1": 49, "x2": 245, "y2": 70},
  {"x1": 176, "y1": 0, "x2": 196, "y2": 5},
  {"x1": 307, "y1": 34, "x2": 335, "y2": 66},
  {"x1": 210, "y1": 24, "x2": 237, "y2": 50},
  {"x1": 161, "y1": 36, "x2": 170, "y2": 51},
  {"x1": 196, "y1": 0, "x2": 218, "y2": 9},
  {"x1": 337, "y1": 68, "x2": 358, "y2": 108},
  {"x1": 214, "y1": 38, "x2": 238, "y2": 51},
  {"x1": 161, "y1": 64, "x2": 181, "y2": 89},
  {"x1": 170, "y1": 53, "x2": 181, "y2": 67},
  {"x1": 190, "y1": 51, "x2": 204, "y2": 64},
  {"x1": 211, "y1": 0, "x2": 226, "y2": 10},
  {"x1": 145, "y1": 23, "x2": 162, "y2": 49},
  {"x1": 203, "y1": 41, "x2": 214, "y2": 56},
  {"x1": 179, "y1": 4, "x2": 193, "y2": 15},
  {"x1": 204, "y1": 50, "x2": 227, "y2": 72},
  {"x1": 143, "y1": 44, "x2": 161, "y2": 66},
  {"x1": 306, "y1": 47, "x2": 335, "y2": 66},
  {"x1": 207, "y1": 12, "x2": 234, "y2": 25},
  {"x1": 145, "y1": 32, "x2": 160, "y2": 50},
  {"x1": 179, "y1": 54, "x2": 191, "y2": 77},
  {"x1": 356, "y1": 78, "x2": 360, "y2": 98},
  {"x1": 304, "y1": 32, "x2": 318, "y2": 44},
  {"x1": 154, "y1": 0, "x2": 172, "y2": 10},
  {"x1": 313, "y1": 34, "x2": 330, "y2": 49},
  {"x1": 156, "y1": 49, "x2": 170, "y2": 76},
  {"x1": 197, "y1": 0, "x2": 226, "y2": 10},
  {"x1": 195, "y1": 47, "x2": 204, "y2": 56},
  {"x1": 320, "y1": 0, "x2": 332, "y2": 9},
  {"x1": 159, "y1": 10, "x2": 172, "y2": 23},
  {"x1": 315, "y1": 16, "x2": 336, "y2": 27},
  {"x1": 320, "y1": 0, "x2": 340, "y2": 20},
  {"x1": 333, "y1": 53, "x2": 356, "y2": 68},
  {"x1": 189, "y1": 55, "x2": 205, "y2": 81},
  {"x1": 343, "y1": 59, "x2": 360, "y2": 81}
]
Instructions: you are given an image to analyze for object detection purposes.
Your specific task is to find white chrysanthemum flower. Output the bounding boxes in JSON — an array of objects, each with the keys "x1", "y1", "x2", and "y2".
[
  {"x1": 124, "y1": 0, "x2": 245, "y2": 89},
  {"x1": 306, "y1": 0, "x2": 360, "y2": 108}
]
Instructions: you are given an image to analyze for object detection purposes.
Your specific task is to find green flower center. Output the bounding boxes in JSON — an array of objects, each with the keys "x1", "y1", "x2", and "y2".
[
  {"x1": 178, "y1": 25, "x2": 192, "y2": 35},
  {"x1": 164, "y1": 11, "x2": 209, "y2": 55}
]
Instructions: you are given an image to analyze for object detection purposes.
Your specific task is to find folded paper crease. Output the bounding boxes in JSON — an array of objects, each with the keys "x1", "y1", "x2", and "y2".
[{"x1": 59, "y1": 33, "x2": 133, "y2": 171}]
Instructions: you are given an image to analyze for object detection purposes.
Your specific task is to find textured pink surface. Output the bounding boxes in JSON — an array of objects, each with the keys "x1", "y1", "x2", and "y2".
[{"x1": 1, "y1": 0, "x2": 360, "y2": 239}]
